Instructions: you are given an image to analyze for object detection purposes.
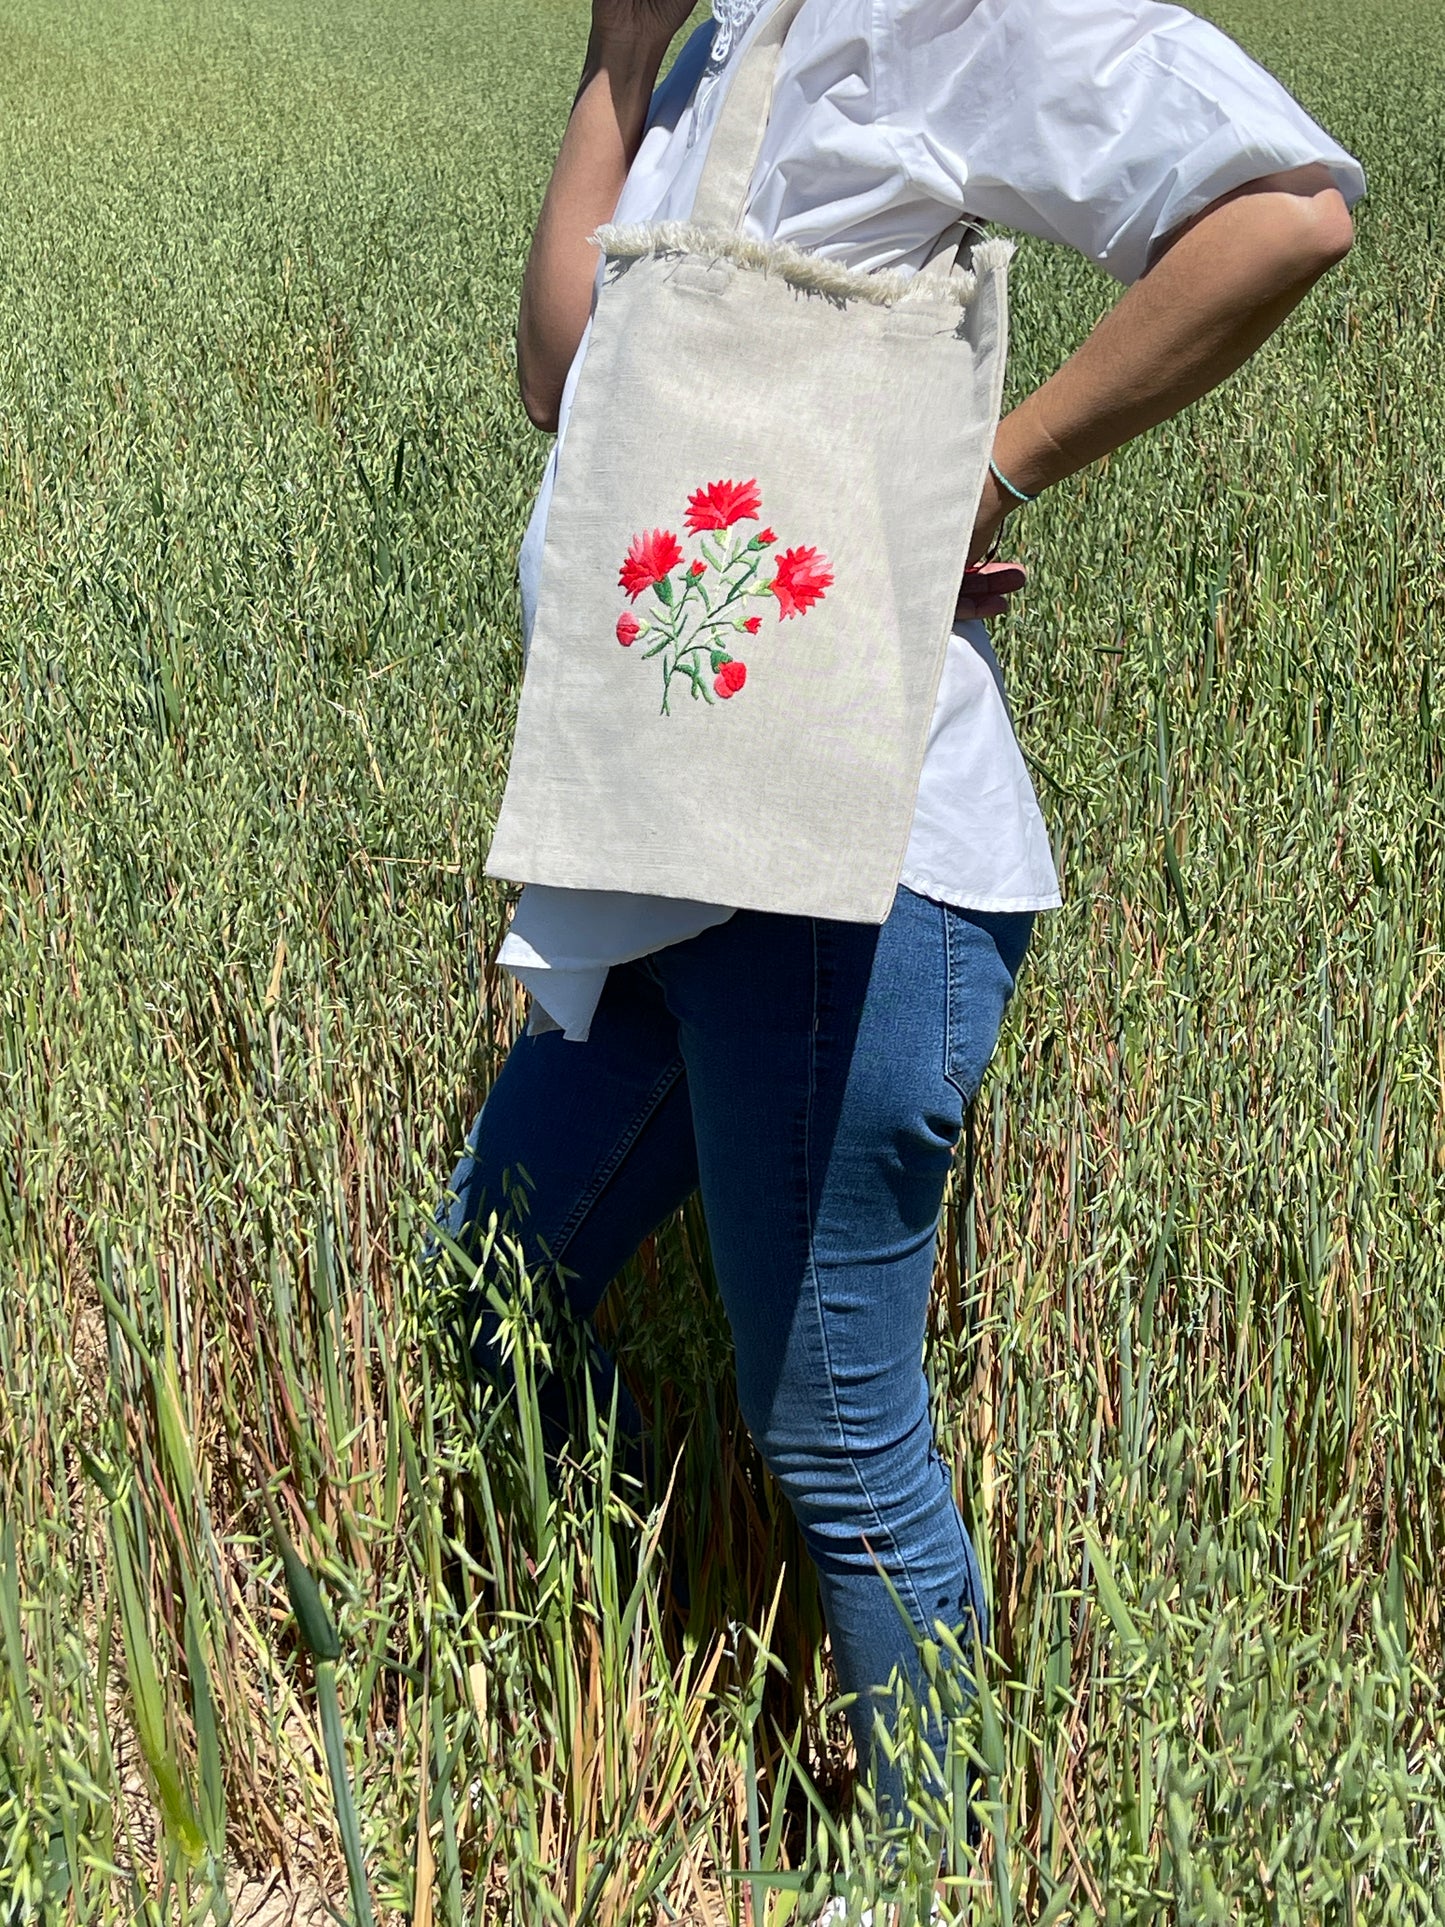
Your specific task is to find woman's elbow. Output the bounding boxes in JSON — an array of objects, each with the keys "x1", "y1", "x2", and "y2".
[
  {"x1": 518, "y1": 363, "x2": 561, "y2": 435},
  {"x1": 521, "y1": 389, "x2": 561, "y2": 435},
  {"x1": 1170, "y1": 167, "x2": 1357, "y2": 284},
  {"x1": 515, "y1": 332, "x2": 562, "y2": 435},
  {"x1": 1249, "y1": 168, "x2": 1357, "y2": 280},
  {"x1": 1297, "y1": 188, "x2": 1355, "y2": 272}
]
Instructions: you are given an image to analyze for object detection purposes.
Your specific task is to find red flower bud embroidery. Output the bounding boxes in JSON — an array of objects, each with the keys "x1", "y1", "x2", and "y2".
[
  {"x1": 690, "y1": 560, "x2": 707, "y2": 578},
  {"x1": 743, "y1": 616, "x2": 762, "y2": 635},
  {"x1": 616, "y1": 612, "x2": 641, "y2": 647},
  {"x1": 714, "y1": 661, "x2": 747, "y2": 699}
]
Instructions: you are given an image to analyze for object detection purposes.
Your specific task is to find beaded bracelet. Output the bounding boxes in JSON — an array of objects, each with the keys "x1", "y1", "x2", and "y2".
[{"x1": 989, "y1": 457, "x2": 1038, "y2": 507}]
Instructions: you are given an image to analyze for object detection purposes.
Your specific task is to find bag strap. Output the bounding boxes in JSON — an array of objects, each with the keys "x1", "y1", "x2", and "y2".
[
  {"x1": 689, "y1": 2, "x2": 981, "y2": 286},
  {"x1": 915, "y1": 218, "x2": 988, "y2": 282},
  {"x1": 689, "y1": 0, "x2": 810, "y2": 234}
]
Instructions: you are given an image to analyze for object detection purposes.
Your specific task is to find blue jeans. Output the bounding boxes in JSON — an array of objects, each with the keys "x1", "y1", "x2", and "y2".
[{"x1": 437, "y1": 885, "x2": 1032, "y2": 1801}]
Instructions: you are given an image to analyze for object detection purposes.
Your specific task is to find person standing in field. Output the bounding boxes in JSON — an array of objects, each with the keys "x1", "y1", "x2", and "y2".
[{"x1": 438, "y1": 0, "x2": 1363, "y2": 1826}]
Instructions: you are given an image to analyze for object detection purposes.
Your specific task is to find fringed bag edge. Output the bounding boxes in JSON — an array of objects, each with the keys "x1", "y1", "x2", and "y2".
[{"x1": 591, "y1": 222, "x2": 1014, "y2": 309}]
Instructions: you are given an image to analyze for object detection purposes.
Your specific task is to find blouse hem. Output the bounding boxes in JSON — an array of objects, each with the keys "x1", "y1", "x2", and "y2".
[{"x1": 897, "y1": 873, "x2": 1063, "y2": 916}]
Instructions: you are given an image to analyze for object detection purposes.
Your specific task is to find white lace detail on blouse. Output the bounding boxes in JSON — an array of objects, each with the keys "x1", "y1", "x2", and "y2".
[
  {"x1": 711, "y1": 0, "x2": 768, "y2": 60},
  {"x1": 690, "y1": 0, "x2": 769, "y2": 135}
]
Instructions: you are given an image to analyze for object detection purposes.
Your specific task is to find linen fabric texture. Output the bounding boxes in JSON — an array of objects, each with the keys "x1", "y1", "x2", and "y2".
[{"x1": 485, "y1": 0, "x2": 1012, "y2": 924}]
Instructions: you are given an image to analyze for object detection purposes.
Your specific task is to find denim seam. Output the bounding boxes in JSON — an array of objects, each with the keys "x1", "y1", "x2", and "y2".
[
  {"x1": 941, "y1": 900, "x2": 959, "y2": 1099},
  {"x1": 941, "y1": 904, "x2": 979, "y2": 1105},
  {"x1": 547, "y1": 1055, "x2": 687, "y2": 1263},
  {"x1": 803, "y1": 920, "x2": 933, "y2": 1640}
]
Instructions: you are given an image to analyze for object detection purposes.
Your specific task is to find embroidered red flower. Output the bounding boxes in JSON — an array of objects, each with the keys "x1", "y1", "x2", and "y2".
[
  {"x1": 754, "y1": 528, "x2": 777, "y2": 548},
  {"x1": 690, "y1": 560, "x2": 707, "y2": 577},
  {"x1": 619, "y1": 528, "x2": 683, "y2": 600},
  {"x1": 714, "y1": 660, "x2": 748, "y2": 699},
  {"x1": 685, "y1": 478, "x2": 763, "y2": 533},
  {"x1": 769, "y1": 546, "x2": 833, "y2": 620},
  {"x1": 616, "y1": 612, "x2": 641, "y2": 647},
  {"x1": 743, "y1": 616, "x2": 762, "y2": 635}
]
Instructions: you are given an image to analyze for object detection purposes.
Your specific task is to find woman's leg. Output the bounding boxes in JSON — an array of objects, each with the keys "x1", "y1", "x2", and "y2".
[
  {"x1": 434, "y1": 957, "x2": 700, "y2": 1458},
  {"x1": 653, "y1": 888, "x2": 1032, "y2": 1809}
]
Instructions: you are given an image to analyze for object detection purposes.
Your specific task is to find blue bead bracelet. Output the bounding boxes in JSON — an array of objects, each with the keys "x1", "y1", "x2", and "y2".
[{"x1": 989, "y1": 457, "x2": 1038, "y2": 507}]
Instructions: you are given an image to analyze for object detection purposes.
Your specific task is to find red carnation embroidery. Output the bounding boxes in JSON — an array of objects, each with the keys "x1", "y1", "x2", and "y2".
[
  {"x1": 613, "y1": 481, "x2": 829, "y2": 714},
  {"x1": 685, "y1": 478, "x2": 762, "y2": 533},
  {"x1": 619, "y1": 528, "x2": 683, "y2": 600},
  {"x1": 769, "y1": 546, "x2": 833, "y2": 620}
]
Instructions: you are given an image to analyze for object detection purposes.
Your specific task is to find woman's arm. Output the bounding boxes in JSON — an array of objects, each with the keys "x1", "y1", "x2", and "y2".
[
  {"x1": 517, "y1": 3, "x2": 697, "y2": 433},
  {"x1": 965, "y1": 164, "x2": 1354, "y2": 577}
]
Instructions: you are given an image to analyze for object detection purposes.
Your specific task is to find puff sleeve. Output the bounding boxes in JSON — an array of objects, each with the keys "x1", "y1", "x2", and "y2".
[{"x1": 878, "y1": 0, "x2": 1366, "y2": 283}]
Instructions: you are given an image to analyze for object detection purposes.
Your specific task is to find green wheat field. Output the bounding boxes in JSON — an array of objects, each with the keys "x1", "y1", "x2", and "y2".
[{"x1": 0, "y1": 0, "x2": 1441, "y2": 1919}]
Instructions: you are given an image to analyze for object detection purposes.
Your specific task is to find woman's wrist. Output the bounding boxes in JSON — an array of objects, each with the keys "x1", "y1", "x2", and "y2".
[
  {"x1": 989, "y1": 413, "x2": 1064, "y2": 505},
  {"x1": 574, "y1": 32, "x2": 670, "y2": 146}
]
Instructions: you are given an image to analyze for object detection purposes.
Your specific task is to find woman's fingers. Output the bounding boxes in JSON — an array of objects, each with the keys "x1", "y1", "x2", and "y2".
[
  {"x1": 956, "y1": 558, "x2": 1027, "y2": 622},
  {"x1": 962, "y1": 559, "x2": 1028, "y2": 595},
  {"x1": 956, "y1": 594, "x2": 1011, "y2": 621},
  {"x1": 592, "y1": 0, "x2": 698, "y2": 47}
]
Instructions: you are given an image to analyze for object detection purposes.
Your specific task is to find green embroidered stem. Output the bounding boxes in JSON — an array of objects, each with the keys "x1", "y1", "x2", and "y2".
[
  {"x1": 660, "y1": 650, "x2": 714, "y2": 715},
  {"x1": 678, "y1": 658, "x2": 714, "y2": 704},
  {"x1": 686, "y1": 563, "x2": 764, "y2": 648},
  {"x1": 648, "y1": 563, "x2": 733, "y2": 709}
]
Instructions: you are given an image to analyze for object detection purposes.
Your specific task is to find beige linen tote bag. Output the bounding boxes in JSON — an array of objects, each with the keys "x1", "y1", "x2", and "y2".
[{"x1": 485, "y1": 0, "x2": 1013, "y2": 923}]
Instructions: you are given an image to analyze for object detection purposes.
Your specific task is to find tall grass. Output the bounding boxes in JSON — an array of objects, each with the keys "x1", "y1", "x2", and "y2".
[{"x1": 0, "y1": 0, "x2": 1440, "y2": 1919}]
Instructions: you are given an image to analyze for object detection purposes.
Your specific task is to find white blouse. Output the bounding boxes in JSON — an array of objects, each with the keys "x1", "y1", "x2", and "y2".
[{"x1": 499, "y1": 0, "x2": 1364, "y2": 1041}]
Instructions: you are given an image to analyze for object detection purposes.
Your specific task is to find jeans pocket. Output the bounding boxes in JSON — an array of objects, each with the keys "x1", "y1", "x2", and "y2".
[{"x1": 942, "y1": 905, "x2": 1034, "y2": 1102}]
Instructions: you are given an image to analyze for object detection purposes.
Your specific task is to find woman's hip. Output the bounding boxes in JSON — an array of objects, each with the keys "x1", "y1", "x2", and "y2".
[{"x1": 651, "y1": 884, "x2": 1032, "y2": 1135}]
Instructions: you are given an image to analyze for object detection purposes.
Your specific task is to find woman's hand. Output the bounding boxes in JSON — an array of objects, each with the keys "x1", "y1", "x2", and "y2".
[
  {"x1": 591, "y1": 0, "x2": 698, "y2": 57},
  {"x1": 955, "y1": 467, "x2": 1028, "y2": 622},
  {"x1": 956, "y1": 558, "x2": 1027, "y2": 622},
  {"x1": 966, "y1": 467, "x2": 1010, "y2": 570}
]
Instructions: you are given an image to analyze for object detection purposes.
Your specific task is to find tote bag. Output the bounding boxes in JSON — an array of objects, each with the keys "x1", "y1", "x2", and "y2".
[{"x1": 485, "y1": 0, "x2": 1013, "y2": 923}]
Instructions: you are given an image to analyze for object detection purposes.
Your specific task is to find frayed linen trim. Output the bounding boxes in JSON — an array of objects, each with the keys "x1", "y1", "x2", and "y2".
[{"x1": 592, "y1": 223, "x2": 1014, "y2": 309}]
